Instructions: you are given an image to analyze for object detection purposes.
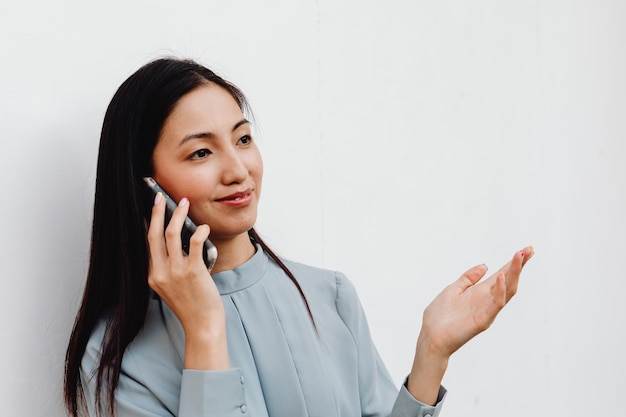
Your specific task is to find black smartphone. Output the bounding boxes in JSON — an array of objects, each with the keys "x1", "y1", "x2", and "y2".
[{"x1": 143, "y1": 176, "x2": 218, "y2": 272}]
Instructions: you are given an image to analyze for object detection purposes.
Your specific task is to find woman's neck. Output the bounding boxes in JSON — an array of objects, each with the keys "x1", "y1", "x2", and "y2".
[{"x1": 209, "y1": 232, "x2": 256, "y2": 274}]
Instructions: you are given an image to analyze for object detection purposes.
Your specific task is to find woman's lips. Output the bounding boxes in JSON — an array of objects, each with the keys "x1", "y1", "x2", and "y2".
[{"x1": 216, "y1": 189, "x2": 253, "y2": 207}]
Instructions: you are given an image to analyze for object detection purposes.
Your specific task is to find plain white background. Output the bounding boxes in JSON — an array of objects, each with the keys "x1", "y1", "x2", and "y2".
[{"x1": 1, "y1": 1, "x2": 624, "y2": 416}]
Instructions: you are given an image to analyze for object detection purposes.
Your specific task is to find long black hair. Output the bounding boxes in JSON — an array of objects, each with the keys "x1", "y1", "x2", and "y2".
[{"x1": 64, "y1": 58, "x2": 312, "y2": 416}]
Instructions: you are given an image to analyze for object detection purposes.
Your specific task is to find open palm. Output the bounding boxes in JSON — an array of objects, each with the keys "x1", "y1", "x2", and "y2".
[{"x1": 421, "y1": 247, "x2": 533, "y2": 358}]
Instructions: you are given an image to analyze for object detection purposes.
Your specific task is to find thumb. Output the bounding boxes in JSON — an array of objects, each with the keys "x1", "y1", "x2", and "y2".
[{"x1": 452, "y1": 264, "x2": 489, "y2": 292}]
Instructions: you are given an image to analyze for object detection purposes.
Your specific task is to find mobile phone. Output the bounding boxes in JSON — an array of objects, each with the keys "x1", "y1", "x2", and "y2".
[{"x1": 143, "y1": 177, "x2": 218, "y2": 272}]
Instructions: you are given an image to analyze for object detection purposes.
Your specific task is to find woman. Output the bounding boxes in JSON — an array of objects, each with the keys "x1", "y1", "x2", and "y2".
[{"x1": 64, "y1": 58, "x2": 533, "y2": 417}]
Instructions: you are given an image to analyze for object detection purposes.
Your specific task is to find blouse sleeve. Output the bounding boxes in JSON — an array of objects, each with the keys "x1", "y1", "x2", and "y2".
[
  {"x1": 334, "y1": 272, "x2": 446, "y2": 417},
  {"x1": 80, "y1": 320, "x2": 249, "y2": 417}
]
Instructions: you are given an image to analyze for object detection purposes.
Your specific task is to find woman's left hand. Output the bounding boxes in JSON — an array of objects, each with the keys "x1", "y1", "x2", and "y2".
[{"x1": 407, "y1": 246, "x2": 534, "y2": 405}]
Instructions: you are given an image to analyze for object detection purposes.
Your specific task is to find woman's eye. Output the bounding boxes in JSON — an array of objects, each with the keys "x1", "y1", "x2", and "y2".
[
  {"x1": 190, "y1": 149, "x2": 211, "y2": 159},
  {"x1": 238, "y1": 135, "x2": 252, "y2": 145}
]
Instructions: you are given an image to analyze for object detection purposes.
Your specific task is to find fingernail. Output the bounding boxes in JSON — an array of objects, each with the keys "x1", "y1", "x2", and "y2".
[
  {"x1": 179, "y1": 197, "x2": 188, "y2": 207},
  {"x1": 520, "y1": 250, "x2": 525, "y2": 257},
  {"x1": 154, "y1": 192, "x2": 163, "y2": 205}
]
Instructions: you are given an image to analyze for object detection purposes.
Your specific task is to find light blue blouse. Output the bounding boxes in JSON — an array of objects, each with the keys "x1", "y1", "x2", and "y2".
[{"x1": 81, "y1": 246, "x2": 446, "y2": 416}]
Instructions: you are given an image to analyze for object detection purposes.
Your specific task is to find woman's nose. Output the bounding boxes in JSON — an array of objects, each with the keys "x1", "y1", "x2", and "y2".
[{"x1": 220, "y1": 149, "x2": 248, "y2": 184}]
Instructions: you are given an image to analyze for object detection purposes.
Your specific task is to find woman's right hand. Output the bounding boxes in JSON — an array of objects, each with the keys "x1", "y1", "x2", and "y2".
[{"x1": 146, "y1": 192, "x2": 229, "y2": 370}]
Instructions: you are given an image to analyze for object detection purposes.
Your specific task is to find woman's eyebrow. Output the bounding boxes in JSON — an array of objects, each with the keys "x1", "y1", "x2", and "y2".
[
  {"x1": 178, "y1": 118, "x2": 250, "y2": 146},
  {"x1": 233, "y1": 118, "x2": 250, "y2": 131}
]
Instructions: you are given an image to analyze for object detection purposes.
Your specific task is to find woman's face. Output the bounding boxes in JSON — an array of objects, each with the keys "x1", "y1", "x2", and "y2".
[{"x1": 152, "y1": 83, "x2": 263, "y2": 243}]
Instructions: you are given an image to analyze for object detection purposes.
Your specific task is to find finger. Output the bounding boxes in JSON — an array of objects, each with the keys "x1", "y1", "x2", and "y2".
[
  {"x1": 503, "y1": 246, "x2": 533, "y2": 302},
  {"x1": 489, "y1": 271, "x2": 508, "y2": 311},
  {"x1": 453, "y1": 264, "x2": 489, "y2": 292},
  {"x1": 479, "y1": 256, "x2": 513, "y2": 293},
  {"x1": 164, "y1": 197, "x2": 190, "y2": 262},
  {"x1": 188, "y1": 224, "x2": 211, "y2": 267},
  {"x1": 147, "y1": 192, "x2": 168, "y2": 262},
  {"x1": 520, "y1": 245, "x2": 535, "y2": 267},
  {"x1": 472, "y1": 271, "x2": 508, "y2": 333}
]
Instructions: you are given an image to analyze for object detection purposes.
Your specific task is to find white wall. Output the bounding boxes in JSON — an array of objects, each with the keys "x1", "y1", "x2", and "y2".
[{"x1": 1, "y1": 1, "x2": 624, "y2": 416}]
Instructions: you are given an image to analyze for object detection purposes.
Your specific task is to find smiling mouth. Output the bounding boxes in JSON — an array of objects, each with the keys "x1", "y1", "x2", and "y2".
[{"x1": 217, "y1": 190, "x2": 252, "y2": 202}]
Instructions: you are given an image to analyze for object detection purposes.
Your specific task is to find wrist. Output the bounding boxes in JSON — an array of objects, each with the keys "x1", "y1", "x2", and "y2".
[
  {"x1": 183, "y1": 312, "x2": 229, "y2": 371},
  {"x1": 406, "y1": 331, "x2": 450, "y2": 406}
]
